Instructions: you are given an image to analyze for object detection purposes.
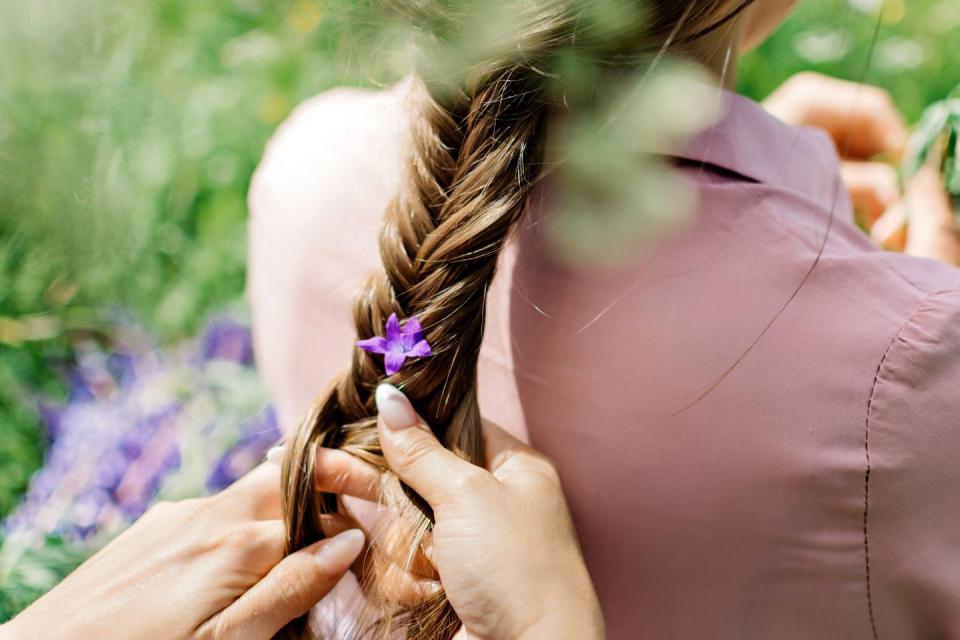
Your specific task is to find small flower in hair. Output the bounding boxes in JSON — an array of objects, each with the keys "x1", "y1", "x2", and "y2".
[{"x1": 356, "y1": 313, "x2": 433, "y2": 376}]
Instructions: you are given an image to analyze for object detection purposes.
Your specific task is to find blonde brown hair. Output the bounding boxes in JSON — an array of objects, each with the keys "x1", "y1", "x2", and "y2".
[{"x1": 280, "y1": 1, "x2": 755, "y2": 638}]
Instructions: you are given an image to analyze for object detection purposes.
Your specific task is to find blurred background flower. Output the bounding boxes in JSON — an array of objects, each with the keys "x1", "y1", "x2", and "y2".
[
  {"x1": 0, "y1": 0, "x2": 957, "y2": 622},
  {"x1": 0, "y1": 315, "x2": 278, "y2": 616}
]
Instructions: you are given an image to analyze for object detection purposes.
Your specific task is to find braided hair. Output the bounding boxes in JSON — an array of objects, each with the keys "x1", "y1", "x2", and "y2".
[{"x1": 279, "y1": 1, "x2": 756, "y2": 637}]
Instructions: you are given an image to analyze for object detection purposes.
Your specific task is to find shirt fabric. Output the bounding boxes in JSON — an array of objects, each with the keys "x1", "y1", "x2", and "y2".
[{"x1": 247, "y1": 80, "x2": 960, "y2": 639}]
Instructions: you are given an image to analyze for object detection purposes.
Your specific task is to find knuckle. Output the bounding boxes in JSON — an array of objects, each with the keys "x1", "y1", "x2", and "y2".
[
  {"x1": 518, "y1": 457, "x2": 562, "y2": 492},
  {"x1": 219, "y1": 524, "x2": 262, "y2": 555},
  {"x1": 397, "y1": 434, "x2": 439, "y2": 470}
]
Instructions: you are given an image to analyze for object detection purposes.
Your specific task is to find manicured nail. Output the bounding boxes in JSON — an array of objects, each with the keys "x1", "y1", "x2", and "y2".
[
  {"x1": 375, "y1": 384, "x2": 418, "y2": 430},
  {"x1": 265, "y1": 446, "x2": 284, "y2": 465},
  {"x1": 311, "y1": 529, "x2": 365, "y2": 573}
]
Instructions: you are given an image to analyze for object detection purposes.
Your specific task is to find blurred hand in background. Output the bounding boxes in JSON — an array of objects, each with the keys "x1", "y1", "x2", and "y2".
[{"x1": 764, "y1": 72, "x2": 960, "y2": 267}]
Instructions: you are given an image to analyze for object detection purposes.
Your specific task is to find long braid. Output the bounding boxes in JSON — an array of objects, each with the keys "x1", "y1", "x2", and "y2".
[
  {"x1": 278, "y1": 0, "x2": 739, "y2": 636},
  {"x1": 280, "y1": 62, "x2": 553, "y2": 639}
]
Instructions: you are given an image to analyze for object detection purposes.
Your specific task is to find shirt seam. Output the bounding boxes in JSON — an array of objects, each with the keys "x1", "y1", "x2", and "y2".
[{"x1": 862, "y1": 288, "x2": 959, "y2": 640}]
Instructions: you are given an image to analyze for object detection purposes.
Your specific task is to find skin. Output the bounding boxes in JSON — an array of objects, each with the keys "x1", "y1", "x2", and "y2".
[
  {"x1": 0, "y1": 386, "x2": 603, "y2": 640},
  {"x1": 741, "y1": 0, "x2": 801, "y2": 51},
  {"x1": 762, "y1": 71, "x2": 960, "y2": 265},
  {"x1": 713, "y1": 0, "x2": 960, "y2": 266},
  {"x1": 0, "y1": 462, "x2": 365, "y2": 640},
  {"x1": 371, "y1": 384, "x2": 604, "y2": 640},
  {"x1": 5, "y1": 3, "x2": 958, "y2": 639}
]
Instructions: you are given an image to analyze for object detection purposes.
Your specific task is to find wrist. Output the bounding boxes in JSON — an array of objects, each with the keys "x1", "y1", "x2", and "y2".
[
  {"x1": 511, "y1": 576, "x2": 605, "y2": 640},
  {"x1": 515, "y1": 600, "x2": 605, "y2": 640}
]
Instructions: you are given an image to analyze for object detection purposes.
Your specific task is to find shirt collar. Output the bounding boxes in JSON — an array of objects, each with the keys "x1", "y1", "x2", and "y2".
[{"x1": 672, "y1": 89, "x2": 843, "y2": 211}]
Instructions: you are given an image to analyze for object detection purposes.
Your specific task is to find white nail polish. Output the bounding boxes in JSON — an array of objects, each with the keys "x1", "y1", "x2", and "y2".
[
  {"x1": 312, "y1": 529, "x2": 365, "y2": 572},
  {"x1": 375, "y1": 384, "x2": 418, "y2": 430}
]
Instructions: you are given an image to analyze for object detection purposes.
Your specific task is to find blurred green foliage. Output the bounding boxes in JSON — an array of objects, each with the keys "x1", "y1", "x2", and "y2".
[
  {"x1": 1, "y1": 0, "x2": 958, "y2": 520},
  {"x1": 741, "y1": 0, "x2": 960, "y2": 121}
]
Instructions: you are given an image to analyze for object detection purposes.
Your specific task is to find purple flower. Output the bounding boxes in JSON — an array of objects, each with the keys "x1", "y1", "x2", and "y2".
[
  {"x1": 206, "y1": 408, "x2": 280, "y2": 491},
  {"x1": 201, "y1": 316, "x2": 254, "y2": 365},
  {"x1": 356, "y1": 313, "x2": 433, "y2": 376}
]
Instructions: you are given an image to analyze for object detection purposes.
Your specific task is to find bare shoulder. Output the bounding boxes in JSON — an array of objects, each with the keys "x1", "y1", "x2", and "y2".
[{"x1": 249, "y1": 81, "x2": 412, "y2": 221}]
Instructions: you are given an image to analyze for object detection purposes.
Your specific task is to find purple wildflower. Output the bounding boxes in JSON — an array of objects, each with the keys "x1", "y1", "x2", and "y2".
[
  {"x1": 356, "y1": 313, "x2": 433, "y2": 376},
  {"x1": 2, "y1": 314, "x2": 273, "y2": 544},
  {"x1": 206, "y1": 408, "x2": 280, "y2": 491},
  {"x1": 201, "y1": 316, "x2": 254, "y2": 365}
]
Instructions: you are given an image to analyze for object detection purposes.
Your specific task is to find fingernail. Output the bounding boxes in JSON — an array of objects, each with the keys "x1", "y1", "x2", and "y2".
[
  {"x1": 311, "y1": 529, "x2": 365, "y2": 573},
  {"x1": 375, "y1": 384, "x2": 418, "y2": 431},
  {"x1": 265, "y1": 446, "x2": 284, "y2": 465}
]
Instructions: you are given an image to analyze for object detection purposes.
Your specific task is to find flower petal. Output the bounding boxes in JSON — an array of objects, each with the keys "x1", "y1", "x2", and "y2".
[
  {"x1": 400, "y1": 316, "x2": 424, "y2": 349},
  {"x1": 384, "y1": 352, "x2": 406, "y2": 376},
  {"x1": 355, "y1": 336, "x2": 389, "y2": 355},
  {"x1": 406, "y1": 339, "x2": 432, "y2": 358},
  {"x1": 385, "y1": 313, "x2": 401, "y2": 344}
]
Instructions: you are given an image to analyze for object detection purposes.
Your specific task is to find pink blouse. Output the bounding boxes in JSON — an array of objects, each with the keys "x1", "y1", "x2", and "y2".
[{"x1": 247, "y1": 81, "x2": 960, "y2": 639}]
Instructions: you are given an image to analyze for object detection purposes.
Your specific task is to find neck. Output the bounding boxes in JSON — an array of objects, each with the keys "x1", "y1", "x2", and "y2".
[{"x1": 683, "y1": 18, "x2": 743, "y2": 90}]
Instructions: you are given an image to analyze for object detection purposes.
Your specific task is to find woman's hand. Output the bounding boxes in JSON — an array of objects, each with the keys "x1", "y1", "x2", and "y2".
[
  {"x1": 764, "y1": 72, "x2": 960, "y2": 267},
  {"x1": 2, "y1": 461, "x2": 364, "y2": 640},
  {"x1": 871, "y1": 166, "x2": 960, "y2": 266},
  {"x1": 763, "y1": 72, "x2": 907, "y2": 227},
  {"x1": 325, "y1": 384, "x2": 605, "y2": 640}
]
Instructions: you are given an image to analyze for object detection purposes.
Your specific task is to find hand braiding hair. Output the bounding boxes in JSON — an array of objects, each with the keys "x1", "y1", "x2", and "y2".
[
  {"x1": 278, "y1": 1, "x2": 756, "y2": 637},
  {"x1": 280, "y1": 46, "x2": 557, "y2": 640}
]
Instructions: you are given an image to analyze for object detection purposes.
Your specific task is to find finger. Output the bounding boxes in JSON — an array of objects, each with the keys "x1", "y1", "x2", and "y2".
[
  {"x1": 206, "y1": 515, "x2": 351, "y2": 582},
  {"x1": 315, "y1": 447, "x2": 383, "y2": 502},
  {"x1": 351, "y1": 535, "x2": 441, "y2": 606},
  {"x1": 836, "y1": 85, "x2": 908, "y2": 160},
  {"x1": 214, "y1": 529, "x2": 365, "y2": 640},
  {"x1": 481, "y1": 418, "x2": 533, "y2": 472},
  {"x1": 480, "y1": 419, "x2": 557, "y2": 484},
  {"x1": 871, "y1": 203, "x2": 908, "y2": 252},
  {"x1": 375, "y1": 384, "x2": 486, "y2": 507},
  {"x1": 840, "y1": 161, "x2": 900, "y2": 228},
  {"x1": 764, "y1": 73, "x2": 907, "y2": 160},
  {"x1": 903, "y1": 167, "x2": 960, "y2": 264},
  {"x1": 320, "y1": 513, "x2": 355, "y2": 539}
]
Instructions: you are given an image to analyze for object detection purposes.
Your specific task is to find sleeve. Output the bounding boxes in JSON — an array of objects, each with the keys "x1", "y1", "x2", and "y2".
[{"x1": 866, "y1": 287, "x2": 960, "y2": 639}]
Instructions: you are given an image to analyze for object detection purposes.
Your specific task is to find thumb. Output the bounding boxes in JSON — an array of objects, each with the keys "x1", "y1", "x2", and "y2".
[
  {"x1": 375, "y1": 384, "x2": 482, "y2": 507},
  {"x1": 216, "y1": 529, "x2": 365, "y2": 639}
]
